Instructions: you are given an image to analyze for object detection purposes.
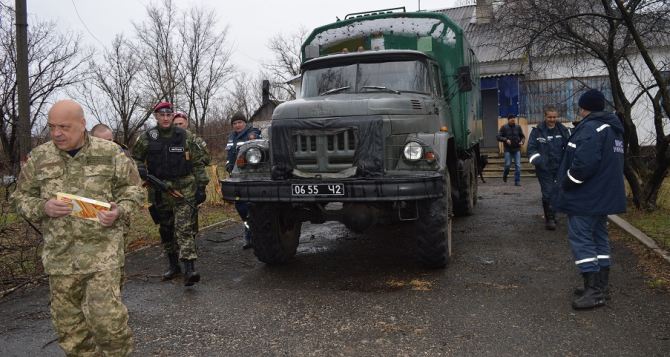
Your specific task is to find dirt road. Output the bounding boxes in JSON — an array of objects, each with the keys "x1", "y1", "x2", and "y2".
[{"x1": 1, "y1": 180, "x2": 669, "y2": 356}]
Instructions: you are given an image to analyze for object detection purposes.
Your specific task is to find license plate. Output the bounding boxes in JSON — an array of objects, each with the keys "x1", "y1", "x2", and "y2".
[{"x1": 291, "y1": 183, "x2": 345, "y2": 196}]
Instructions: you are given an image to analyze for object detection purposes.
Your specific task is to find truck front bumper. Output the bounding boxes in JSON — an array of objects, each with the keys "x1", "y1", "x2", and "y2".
[{"x1": 221, "y1": 174, "x2": 444, "y2": 203}]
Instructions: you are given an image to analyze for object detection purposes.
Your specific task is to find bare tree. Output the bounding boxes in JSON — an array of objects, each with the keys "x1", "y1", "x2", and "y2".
[
  {"x1": 613, "y1": 0, "x2": 670, "y2": 208},
  {"x1": 133, "y1": 0, "x2": 183, "y2": 104},
  {"x1": 177, "y1": 6, "x2": 234, "y2": 134},
  {"x1": 263, "y1": 27, "x2": 307, "y2": 100},
  {"x1": 493, "y1": 0, "x2": 670, "y2": 209},
  {"x1": 76, "y1": 35, "x2": 154, "y2": 146},
  {"x1": 222, "y1": 72, "x2": 263, "y2": 121},
  {"x1": 0, "y1": 4, "x2": 88, "y2": 172}
]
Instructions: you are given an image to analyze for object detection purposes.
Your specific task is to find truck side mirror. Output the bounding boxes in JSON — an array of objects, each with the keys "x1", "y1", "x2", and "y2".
[{"x1": 457, "y1": 66, "x2": 472, "y2": 92}]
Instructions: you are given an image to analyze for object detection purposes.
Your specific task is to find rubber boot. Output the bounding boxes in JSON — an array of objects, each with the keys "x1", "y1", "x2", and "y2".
[
  {"x1": 242, "y1": 222, "x2": 253, "y2": 250},
  {"x1": 183, "y1": 260, "x2": 201, "y2": 286},
  {"x1": 543, "y1": 201, "x2": 556, "y2": 230},
  {"x1": 574, "y1": 267, "x2": 610, "y2": 300},
  {"x1": 572, "y1": 272, "x2": 606, "y2": 309},
  {"x1": 162, "y1": 253, "x2": 181, "y2": 280}
]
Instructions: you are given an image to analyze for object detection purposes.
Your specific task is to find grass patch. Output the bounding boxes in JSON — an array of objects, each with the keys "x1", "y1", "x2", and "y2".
[
  {"x1": 621, "y1": 207, "x2": 670, "y2": 251},
  {"x1": 646, "y1": 278, "x2": 668, "y2": 289},
  {"x1": 621, "y1": 179, "x2": 670, "y2": 251}
]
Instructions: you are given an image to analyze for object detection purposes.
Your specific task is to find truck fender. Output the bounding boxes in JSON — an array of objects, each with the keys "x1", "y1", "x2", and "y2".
[{"x1": 414, "y1": 132, "x2": 450, "y2": 169}]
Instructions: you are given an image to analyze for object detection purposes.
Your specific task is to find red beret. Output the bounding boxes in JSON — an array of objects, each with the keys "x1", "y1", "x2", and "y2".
[
  {"x1": 154, "y1": 102, "x2": 173, "y2": 113},
  {"x1": 173, "y1": 112, "x2": 187, "y2": 119}
]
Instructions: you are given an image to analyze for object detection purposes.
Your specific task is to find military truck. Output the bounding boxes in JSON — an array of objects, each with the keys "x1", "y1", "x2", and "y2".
[{"x1": 221, "y1": 7, "x2": 482, "y2": 268}]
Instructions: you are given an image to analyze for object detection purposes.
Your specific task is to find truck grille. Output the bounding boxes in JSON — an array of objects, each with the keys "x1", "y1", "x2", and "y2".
[{"x1": 293, "y1": 129, "x2": 357, "y2": 172}]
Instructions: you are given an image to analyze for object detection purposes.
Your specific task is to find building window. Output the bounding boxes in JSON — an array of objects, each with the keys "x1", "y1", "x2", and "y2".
[{"x1": 520, "y1": 76, "x2": 612, "y2": 123}]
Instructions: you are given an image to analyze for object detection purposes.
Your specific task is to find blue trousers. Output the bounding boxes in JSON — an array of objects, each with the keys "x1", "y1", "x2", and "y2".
[
  {"x1": 537, "y1": 171, "x2": 558, "y2": 204},
  {"x1": 235, "y1": 202, "x2": 248, "y2": 220},
  {"x1": 503, "y1": 150, "x2": 521, "y2": 183},
  {"x1": 235, "y1": 202, "x2": 252, "y2": 242},
  {"x1": 567, "y1": 215, "x2": 611, "y2": 273}
]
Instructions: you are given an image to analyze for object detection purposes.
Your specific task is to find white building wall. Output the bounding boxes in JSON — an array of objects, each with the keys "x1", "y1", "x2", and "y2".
[{"x1": 526, "y1": 48, "x2": 670, "y2": 144}]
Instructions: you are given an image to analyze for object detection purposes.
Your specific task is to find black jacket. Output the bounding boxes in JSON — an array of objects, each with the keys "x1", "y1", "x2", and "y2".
[{"x1": 497, "y1": 123, "x2": 525, "y2": 152}]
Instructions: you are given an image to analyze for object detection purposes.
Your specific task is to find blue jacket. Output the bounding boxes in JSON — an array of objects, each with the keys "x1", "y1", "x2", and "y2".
[
  {"x1": 527, "y1": 121, "x2": 570, "y2": 177},
  {"x1": 225, "y1": 125, "x2": 262, "y2": 173},
  {"x1": 553, "y1": 111, "x2": 626, "y2": 215}
]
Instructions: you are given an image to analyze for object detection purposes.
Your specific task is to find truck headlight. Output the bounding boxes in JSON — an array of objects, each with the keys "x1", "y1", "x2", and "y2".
[
  {"x1": 403, "y1": 141, "x2": 423, "y2": 161},
  {"x1": 245, "y1": 147, "x2": 263, "y2": 165}
]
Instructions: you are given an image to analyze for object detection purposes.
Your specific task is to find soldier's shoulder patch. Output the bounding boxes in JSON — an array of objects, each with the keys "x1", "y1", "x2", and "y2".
[{"x1": 148, "y1": 129, "x2": 159, "y2": 140}]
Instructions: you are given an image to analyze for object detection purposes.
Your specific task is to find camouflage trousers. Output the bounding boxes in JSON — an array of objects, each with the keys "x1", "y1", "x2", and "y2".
[
  {"x1": 155, "y1": 200, "x2": 198, "y2": 260},
  {"x1": 49, "y1": 269, "x2": 132, "y2": 356}
]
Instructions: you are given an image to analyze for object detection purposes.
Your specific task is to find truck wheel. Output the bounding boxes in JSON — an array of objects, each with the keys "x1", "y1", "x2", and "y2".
[
  {"x1": 249, "y1": 203, "x2": 302, "y2": 265},
  {"x1": 416, "y1": 177, "x2": 453, "y2": 268},
  {"x1": 454, "y1": 157, "x2": 476, "y2": 216}
]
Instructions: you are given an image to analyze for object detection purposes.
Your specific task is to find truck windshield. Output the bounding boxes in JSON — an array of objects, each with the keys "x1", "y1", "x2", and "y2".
[{"x1": 302, "y1": 60, "x2": 431, "y2": 98}]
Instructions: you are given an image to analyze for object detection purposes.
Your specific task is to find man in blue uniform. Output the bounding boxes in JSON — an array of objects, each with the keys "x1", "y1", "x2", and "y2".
[
  {"x1": 527, "y1": 105, "x2": 570, "y2": 230},
  {"x1": 225, "y1": 112, "x2": 261, "y2": 249},
  {"x1": 554, "y1": 89, "x2": 626, "y2": 310},
  {"x1": 496, "y1": 114, "x2": 525, "y2": 186}
]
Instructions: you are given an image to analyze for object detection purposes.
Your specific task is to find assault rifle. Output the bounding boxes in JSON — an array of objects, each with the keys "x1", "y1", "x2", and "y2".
[{"x1": 145, "y1": 174, "x2": 197, "y2": 211}]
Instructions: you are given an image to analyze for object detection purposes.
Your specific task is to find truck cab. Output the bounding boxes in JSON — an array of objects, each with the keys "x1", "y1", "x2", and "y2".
[{"x1": 222, "y1": 8, "x2": 481, "y2": 268}]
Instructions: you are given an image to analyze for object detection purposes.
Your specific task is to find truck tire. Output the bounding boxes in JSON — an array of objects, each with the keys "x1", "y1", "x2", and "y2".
[
  {"x1": 249, "y1": 203, "x2": 302, "y2": 265},
  {"x1": 454, "y1": 157, "x2": 477, "y2": 216},
  {"x1": 416, "y1": 176, "x2": 453, "y2": 268}
]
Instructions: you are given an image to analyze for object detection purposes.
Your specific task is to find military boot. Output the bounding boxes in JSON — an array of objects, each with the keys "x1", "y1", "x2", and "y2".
[
  {"x1": 574, "y1": 267, "x2": 610, "y2": 300},
  {"x1": 162, "y1": 253, "x2": 181, "y2": 280},
  {"x1": 183, "y1": 260, "x2": 200, "y2": 286},
  {"x1": 572, "y1": 272, "x2": 606, "y2": 310},
  {"x1": 542, "y1": 201, "x2": 556, "y2": 231}
]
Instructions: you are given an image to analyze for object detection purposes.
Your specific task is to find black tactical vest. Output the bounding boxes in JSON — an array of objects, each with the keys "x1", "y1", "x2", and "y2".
[{"x1": 146, "y1": 127, "x2": 192, "y2": 179}]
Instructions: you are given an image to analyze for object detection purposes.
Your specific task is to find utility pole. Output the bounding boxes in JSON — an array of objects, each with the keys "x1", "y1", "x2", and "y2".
[{"x1": 15, "y1": 0, "x2": 31, "y2": 170}]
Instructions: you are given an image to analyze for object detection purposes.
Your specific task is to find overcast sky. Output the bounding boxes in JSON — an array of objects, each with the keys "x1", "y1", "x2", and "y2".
[{"x1": 29, "y1": 0, "x2": 462, "y2": 74}]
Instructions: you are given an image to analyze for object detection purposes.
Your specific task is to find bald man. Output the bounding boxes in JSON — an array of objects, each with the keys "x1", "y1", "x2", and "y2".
[
  {"x1": 91, "y1": 123, "x2": 114, "y2": 141},
  {"x1": 11, "y1": 99, "x2": 144, "y2": 356}
]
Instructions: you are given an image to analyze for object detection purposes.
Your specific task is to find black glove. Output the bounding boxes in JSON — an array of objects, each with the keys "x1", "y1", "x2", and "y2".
[
  {"x1": 137, "y1": 163, "x2": 148, "y2": 180},
  {"x1": 195, "y1": 186, "x2": 207, "y2": 205}
]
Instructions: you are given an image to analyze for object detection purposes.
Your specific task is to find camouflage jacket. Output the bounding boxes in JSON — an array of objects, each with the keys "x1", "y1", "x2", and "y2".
[
  {"x1": 11, "y1": 135, "x2": 144, "y2": 275},
  {"x1": 190, "y1": 131, "x2": 211, "y2": 185},
  {"x1": 132, "y1": 126, "x2": 209, "y2": 202}
]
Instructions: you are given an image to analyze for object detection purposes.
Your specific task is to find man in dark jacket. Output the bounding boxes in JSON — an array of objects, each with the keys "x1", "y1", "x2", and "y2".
[
  {"x1": 497, "y1": 114, "x2": 525, "y2": 186},
  {"x1": 225, "y1": 112, "x2": 261, "y2": 249},
  {"x1": 527, "y1": 105, "x2": 570, "y2": 230},
  {"x1": 553, "y1": 89, "x2": 626, "y2": 310}
]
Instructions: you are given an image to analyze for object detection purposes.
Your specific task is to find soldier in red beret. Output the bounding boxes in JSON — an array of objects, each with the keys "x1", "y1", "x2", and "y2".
[{"x1": 132, "y1": 101, "x2": 210, "y2": 286}]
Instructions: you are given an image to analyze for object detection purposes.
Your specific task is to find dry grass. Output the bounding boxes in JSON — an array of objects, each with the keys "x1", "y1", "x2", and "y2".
[
  {"x1": 622, "y1": 179, "x2": 670, "y2": 251},
  {"x1": 610, "y1": 227, "x2": 670, "y2": 292},
  {"x1": 0, "y1": 166, "x2": 237, "y2": 295}
]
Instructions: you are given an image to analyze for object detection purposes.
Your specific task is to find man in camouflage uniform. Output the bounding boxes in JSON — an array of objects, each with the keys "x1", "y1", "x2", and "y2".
[
  {"x1": 132, "y1": 102, "x2": 209, "y2": 286},
  {"x1": 11, "y1": 99, "x2": 143, "y2": 356},
  {"x1": 90, "y1": 123, "x2": 133, "y2": 289},
  {"x1": 172, "y1": 112, "x2": 212, "y2": 195}
]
